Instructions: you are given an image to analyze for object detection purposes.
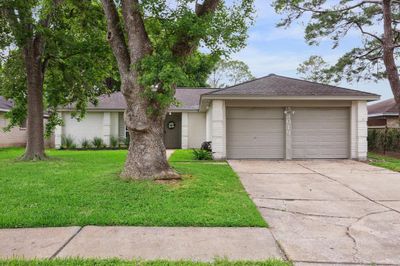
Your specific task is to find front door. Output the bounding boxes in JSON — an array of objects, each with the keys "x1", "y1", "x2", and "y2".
[{"x1": 164, "y1": 113, "x2": 182, "y2": 149}]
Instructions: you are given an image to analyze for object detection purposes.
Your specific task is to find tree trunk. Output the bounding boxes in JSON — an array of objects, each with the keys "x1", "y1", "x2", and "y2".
[
  {"x1": 382, "y1": 0, "x2": 400, "y2": 113},
  {"x1": 120, "y1": 74, "x2": 179, "y2": 180},
  {"x1": 21, "y1": 39, "x2": 46, "y2": 160}
]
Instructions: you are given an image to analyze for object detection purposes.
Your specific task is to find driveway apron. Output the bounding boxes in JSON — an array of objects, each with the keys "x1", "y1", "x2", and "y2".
[{"x1": 229, "y1": 159, "x2": 400, "y2": 265}]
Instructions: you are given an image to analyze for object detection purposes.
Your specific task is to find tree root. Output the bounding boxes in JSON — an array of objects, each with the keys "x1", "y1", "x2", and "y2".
[{"x1": 20, "y1": 152, "x2": 47, "y2": 161}]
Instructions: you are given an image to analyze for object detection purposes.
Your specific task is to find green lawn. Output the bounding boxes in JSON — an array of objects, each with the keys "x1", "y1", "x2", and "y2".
[
  {"x1": 0, "y1": 259, "x2": 290, "y2": 266},
  {"x1": 368, "y1": 152, "x2": 400, "y2": 172},
  {"x1": 0, "y1": 148, "x2": 265, "y2": 228}
]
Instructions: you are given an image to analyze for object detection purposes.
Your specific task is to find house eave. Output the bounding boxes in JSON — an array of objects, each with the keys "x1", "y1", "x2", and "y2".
[
  {"x1": 368, "y1": 112, "x2": 399, "y2": 118},
  {"x1": 57, "y1": 108, "x2": 200, "y2": 113},
  {"x1": 199, "y1": 95, "x2": 380, "y2": 112}
]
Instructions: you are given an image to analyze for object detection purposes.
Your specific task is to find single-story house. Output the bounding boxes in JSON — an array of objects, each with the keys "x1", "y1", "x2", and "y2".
[
  {"x1": 56, "y1": 74, "x2": 380, "y2": 160},
  {"x1": 368, "y1": 98, "x2": 399, "y2": 128},
  {"x1": 0, "y1": 96, "x2": 54, "y2": 148}
]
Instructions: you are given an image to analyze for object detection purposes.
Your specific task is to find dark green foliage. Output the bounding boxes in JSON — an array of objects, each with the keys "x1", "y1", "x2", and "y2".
[
  {"x1": 368, "y1": 128, "x2": 400, "y2": 152},
  {"x1": 0, "y1": 0, "x2": 118, "y2": 135},
  {"x1": 92, "y1": 137, "x2": 105, "y2": 149},
  {"x1": 110, "y1": 136, "x2": 119, "y2": 149},
  {"x1": 134, "y1": 0, "x2": 255, "y2": 115},
  {"x1": 81, "y1": 138, "x2": 92, "y2": 149},
  {"x1": 123, "y1": 136, "x2": 130, "y2": 147},
  {"x1": 61, "y1": 135, "x2": 76, "y2": 150},
  {"x1": 192, "y1": 149, "x2": 213, "y2": 160}
]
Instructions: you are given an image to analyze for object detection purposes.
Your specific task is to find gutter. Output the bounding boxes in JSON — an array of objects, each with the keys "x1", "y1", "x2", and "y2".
[
  {"x1": 368, "y1": 112, "x2": 399, "y2": 118},
  {"x1": 200, "y1": 94, "x2": 380, "y2": 101}
]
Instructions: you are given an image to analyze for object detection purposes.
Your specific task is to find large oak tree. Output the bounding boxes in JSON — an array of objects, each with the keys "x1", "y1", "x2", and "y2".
[
  {"x1": 274, "y1": 0, "x2": 400, "y2": 107},
  {"x1": 0, "y1": 0, "x2": 116, "y2": 160},
  {"x1": 100, "y1": 0, "x2": 254, "y2": 180}
]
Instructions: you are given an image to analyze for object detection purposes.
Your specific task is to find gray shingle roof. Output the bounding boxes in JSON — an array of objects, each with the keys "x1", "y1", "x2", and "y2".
[
  {"x1": 368, "y1": 98, "x2": 399, "y2": 116},
  {"x1": 0, "y1": 96, "x2": 13, "y2": 111},
  {"x1": 62, "y1": 88, "x2": 218, "y2": 111},
  {"x1": 205, "y1": 74, "x2": 379, "y2": 98}
]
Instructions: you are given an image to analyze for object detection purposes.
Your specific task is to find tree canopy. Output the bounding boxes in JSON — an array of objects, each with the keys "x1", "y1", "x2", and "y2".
[
  {"x1": 100, "y1": 0, "x2": 256, "y2": 179},
  {"x1": 0, "y1": 0, "x2": 117, "y2": 137},
  {"x1": 273, "y1": 0, "x2": 400, "y2": 104},
  {"x1": 208, "y1": 59, "x2": 255, "y2": 88}
]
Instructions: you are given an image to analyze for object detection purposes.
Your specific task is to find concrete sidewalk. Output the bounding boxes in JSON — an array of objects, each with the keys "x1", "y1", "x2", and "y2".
[{"x1": 0, "y1": 226, "x2": 283, "y2": 261}]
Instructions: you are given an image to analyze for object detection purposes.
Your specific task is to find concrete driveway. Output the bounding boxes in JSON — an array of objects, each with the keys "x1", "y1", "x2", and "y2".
[{"x1": 229, "y1": 160, "x2": 400, "y2": 265}]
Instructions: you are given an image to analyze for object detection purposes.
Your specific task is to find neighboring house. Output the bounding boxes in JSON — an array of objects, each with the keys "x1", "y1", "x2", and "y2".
[
  {"x1": 367, "y1": 98, "x2": 399, "y2": 128},
  {"x1": 56, "y1": 74, "x2": 379, "y2": 160},
  {"x1": 0, "y1": 96, "x2": 28, "y2": 147},
  {"x1": 0, "y1": 96, "x2": 54, "y2": 148}
]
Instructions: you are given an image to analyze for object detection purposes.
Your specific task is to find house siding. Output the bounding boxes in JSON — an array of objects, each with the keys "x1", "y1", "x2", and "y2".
[
  {"x1": 188, "y1": 112, "x2": 206, "y2": 148},
  {"x1": 0, "y1": 112, "x2": 27, "y2": 147},
  {"x1": 57, "y1": 111, "x2": 121, "y2": 148},
  {"x1": 0, "y1": 112, "x2": 54, "y2": 148}
]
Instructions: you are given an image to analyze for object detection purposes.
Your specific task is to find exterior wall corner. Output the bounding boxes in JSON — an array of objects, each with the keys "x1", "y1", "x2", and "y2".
[
  {"x1": 351, "y1": 101, "x2": 368, "y2": 160},
  {"x1": 181, "y1": 112, "x2": 189, "y2": 149},
  {"x1": 103, "y1": 112, "x2": 111, "y2": 147},
  {"x1": 211, "y1": 100, "x2": 226, "y2": 160}
]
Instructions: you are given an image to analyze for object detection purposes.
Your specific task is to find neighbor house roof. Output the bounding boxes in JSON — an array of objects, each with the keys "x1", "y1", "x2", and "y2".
[
  {"x1": 368, "y1": 98, "x2": 399, "y2": 117},
  {"x1": 0, "y1": 96, "x2": 13, "y2": 112},
  {"x1": 60, "y1": 88, "x2": 218, "y2": 111},
  {"x1": 203, "y1": 74, "x2": 379, "y2": 99}
]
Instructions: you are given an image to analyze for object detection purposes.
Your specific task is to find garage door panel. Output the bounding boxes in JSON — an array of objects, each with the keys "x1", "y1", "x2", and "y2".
[
  {"x1": 228, "y1": 147, "x2": 284, "y2": 159},
  {"x1": 227, "y1": 107, "x2": 284, "y2": 159},
  {"x1": 227, "y1": 108, "x2": 283, "y2": 119},
  {"x1": 228, "y1": 120, "x2": 283, "y2": 134},
  {"x1": 292, "y1": 108, "x2": 349, "y2": 159}
]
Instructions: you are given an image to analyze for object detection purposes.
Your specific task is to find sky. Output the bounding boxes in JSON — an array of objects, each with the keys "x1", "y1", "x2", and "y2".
[{"x1": 231, "y1": 0, "x2": 391, "y2": 101}]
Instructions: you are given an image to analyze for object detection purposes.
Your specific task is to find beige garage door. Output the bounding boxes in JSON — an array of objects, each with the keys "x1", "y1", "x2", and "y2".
[
  {"x1": 292, "y1": 108, "x2": 350, "y2": 159},
  {"x1": 226, "y1": 108, "x2": 284, "y2": 159}
]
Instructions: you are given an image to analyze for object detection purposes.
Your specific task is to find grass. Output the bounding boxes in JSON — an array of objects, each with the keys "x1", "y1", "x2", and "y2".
[
  {"x1": 0, "y1": 148, "x2": 266, "y2": 228},
  {"x1": 169, "y1": 149, "x2": 196, "y2": 162},
  {"x1": 0, "y1": 259, "x2": 291, "y2": 266},
  {"x1": 368, "y1": 151, "x2": 400, "y2": 172}
]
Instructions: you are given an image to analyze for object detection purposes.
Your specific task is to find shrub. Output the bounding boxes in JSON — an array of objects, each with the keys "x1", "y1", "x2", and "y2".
[
  {"x1": 92, "y1": 137, "x2": 105, "y2": 149},
  {"x1": 81, "y1": 138, "x2": 92, "y2": 149},
  {"x1": 124, "y1": 136, "x2": 130, "y2": 147},
  {"x1": 61, "y1": 135, "x2": 76, "y2": 149},
  {"x1": 368, "y1": 128, "x2": 400, "y2": 152},
  {"x1": 110, "y1": 136, "x2": 119, "y2": 149},
  {"x1": 192, "y1": 149, "x2": 213, "y2": 160}
]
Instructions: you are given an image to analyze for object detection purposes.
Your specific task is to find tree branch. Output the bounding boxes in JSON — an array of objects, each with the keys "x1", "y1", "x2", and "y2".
[
  {"x1": 101, "y1": 0, "x2": 131, "y2": 74},
  {"x1": 171, "y1": 0, "x2": 220, "y2": 57},
  {"x1": 354, "y1": 21, "x2": 383, "y2": 43},
  {"x1": 121, "y1": 0, "x2": 152, "y2": 63}
]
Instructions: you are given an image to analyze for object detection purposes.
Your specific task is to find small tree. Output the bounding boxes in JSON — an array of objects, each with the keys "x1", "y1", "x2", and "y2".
[
  {"x1": 274, "y1": 0, "x2": 400, "y2": 107},
  {"x1": 296, "y1": 55, "x2": 333, "y2": 84},
  {"x1": 100, "y1": 0, "x2": 255, "y2": 179},
  {"x1": 208, "y1": 59, "x2": 255, "y2": 88},
  {"x1": 0, "y1": 0, "x2": 116, "y2": 160}
]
